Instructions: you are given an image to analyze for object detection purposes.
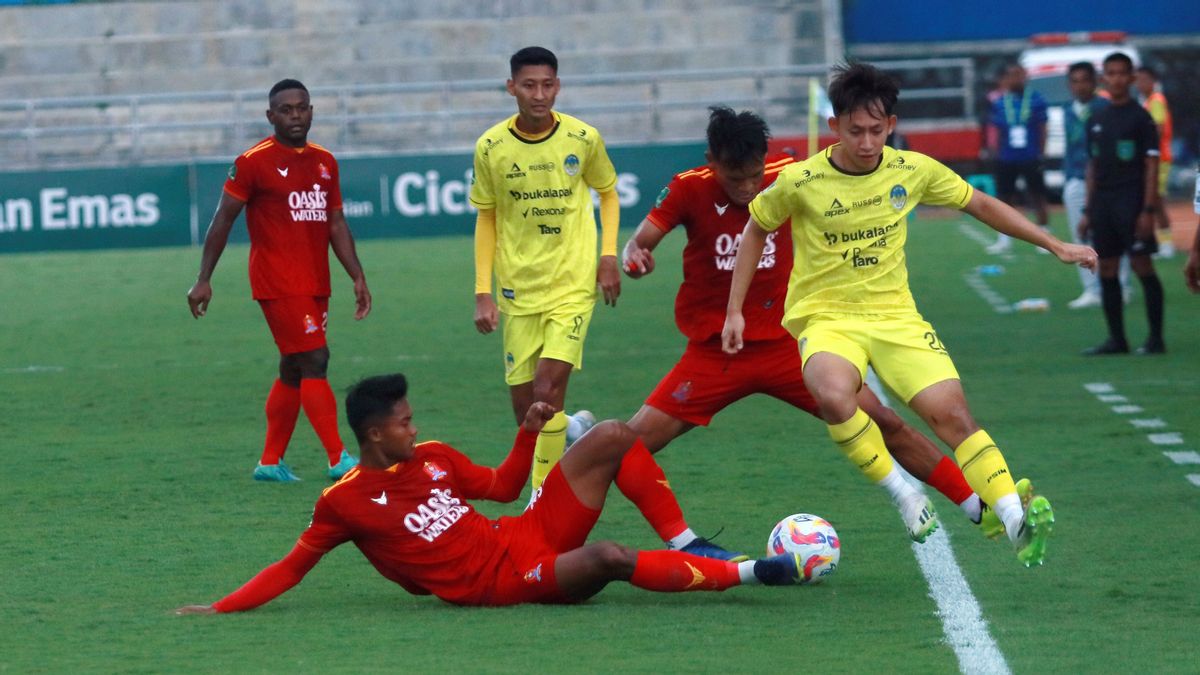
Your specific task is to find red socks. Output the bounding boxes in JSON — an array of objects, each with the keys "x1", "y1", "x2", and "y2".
[
  {"x1": 629, "y1": 551, "x2": 740, "y2": 592},
  {"x1": 300, "y1": 378, "x2": 345, "y2": 464},
  {"x1": 261, "y1": 380, "x2": 301, "y2": 465},
  {"x1": 927, "y1": 455, "x2": 975, "y2": 505},
  {"x1": 615, "y1": 439, "x2": 688, "y2": 541}
]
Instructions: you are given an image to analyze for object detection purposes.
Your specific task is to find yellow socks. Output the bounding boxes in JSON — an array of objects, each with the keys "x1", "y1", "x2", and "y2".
[
  {"x1": 828, "y1": 408, "x2": 894, "y2": 483},
  {"x1": 530, "y1": 410, "x2": 567, "y2": 490},
  {"x1": 954, "y1": 429, "x2": 1023, "y2": 536}
]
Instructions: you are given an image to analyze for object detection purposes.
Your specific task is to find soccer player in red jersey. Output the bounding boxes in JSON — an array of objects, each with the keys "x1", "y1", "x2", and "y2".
[
  {"x1": 621, "y1": 108, "x2": 980, "y2": 552},
  {"x1": 175, "y1": 374, "x2": 808, "y2": 614},
  {"x1": 187, "y1": 79, "x2": 372, "y2": 482}
]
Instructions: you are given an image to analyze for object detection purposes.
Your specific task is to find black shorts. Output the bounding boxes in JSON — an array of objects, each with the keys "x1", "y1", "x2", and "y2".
[
  {"x1": 1089, "y1": 187, "x2": 1157, "y2": 259},
  {"x1": 995, "y1": 160, "x2": 1046, "y2": 198}
]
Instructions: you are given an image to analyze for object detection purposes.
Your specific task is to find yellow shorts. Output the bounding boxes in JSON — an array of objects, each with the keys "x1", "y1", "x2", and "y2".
[
  {"x1": 797, "y1": 313, "x2": 960, "y2": 404},
  {"x1": 501, "y1": 300, "x2": 594, "y2": 386}
]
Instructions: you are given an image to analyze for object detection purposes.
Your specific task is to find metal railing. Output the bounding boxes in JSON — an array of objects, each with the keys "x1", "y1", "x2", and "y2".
[{"x1": 0, "y1": 58, "x2": 976, "y2": 169}]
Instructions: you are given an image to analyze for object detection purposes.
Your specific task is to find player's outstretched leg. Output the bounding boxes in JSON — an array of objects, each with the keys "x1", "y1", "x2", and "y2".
[{"x1": 552, "y1": 541, "x2": 806, "y2": 601}]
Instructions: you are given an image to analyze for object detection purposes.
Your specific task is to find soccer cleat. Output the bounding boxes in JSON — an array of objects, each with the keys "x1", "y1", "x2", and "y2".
[
  {"x1": 1082, "y1": 337, "x2": 1129, "y2": 356},
  {"x1": 753, "y1": 552, "x2": 804, "y2": 586},
  {"x1": 1015, "y1": 495, "x2": 1055, "y2": 567},
  {"x1": 680, "y1": 537, "x2": 750, "y2": 563},
  {"x1": 1135, "y1": 338, "x2": 1166, "y2": 355},
  {"x1": 1067, "y1": 291, "x2": 1101, "y2": 310},
  {"x1": 985, "y1": 237, "x2": 1012, "y2": 255},
  {"x1": 253, "y1": 462, "x2": 302, "y2": 482},
  {"x1": 565, "y1": 410, "x2": 597, "y2": 448},
  {"x1": 979, "y1": 477, "x2": 1033, "y2": 540},
  {"x1": 328, "y1": 449, "x2": 358, "y2": 480},
  {"x1": 898, "y1": 494, "x2": 939, "y2": 543}
]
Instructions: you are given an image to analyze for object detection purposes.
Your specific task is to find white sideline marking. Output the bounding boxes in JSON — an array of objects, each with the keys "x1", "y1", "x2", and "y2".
[
  {"x1": 962, "y1": 271, "x2": 1014, "y2": 314},
  {"x1": 1098, "y1": 394, "x2": 1128, "y2": 403},
  {"x1": 1084, "y1": 382, "x2": 1115, "y2": 394},
  {"x1": 1148, "y1": 433, "x2": 1184, "y2": 446},
  {"x1": 1188, "y1": 475, "x2": 1200, "y2": 488},
  {"x1": 1129, "y1": 418, "x2": 1167, "y2": 429},
  {"x1": 2, "y1": 365, "x2": 65, "y2": 374},
  {"x1": 1163, "y1": 451, "x2": 1200, "y2": 465},
  {"x1": 870, "y1": 368, "x2": 1009, "y2": 674},
  {"x1": 1111, "y1": 405, "x2": 1143, "y2": 414},
  {"x1": 958, "y1": 222, "x2": 1014, "y2": 261}
]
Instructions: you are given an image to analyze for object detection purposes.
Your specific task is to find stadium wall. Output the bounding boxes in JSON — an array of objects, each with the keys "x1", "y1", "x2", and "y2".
[{"x1": 0, "y1": 141, "x2": 705, "y2": 254}]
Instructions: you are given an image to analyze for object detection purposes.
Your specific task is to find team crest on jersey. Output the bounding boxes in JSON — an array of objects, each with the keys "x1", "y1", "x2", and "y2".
[
  {"x1": 226, "y1": 164, "x2": 237, "y2": 180},
  {"x1": 672, "y1": 380, "x2": 693, "y2": 403},
  {"x1": 889, "y1": 184, "x2": 908, "y2": 210},
  {"x1": 318, "y1": 163, "x2": 331, "y2": 180},
  {"x1": 563, "y1": 154, "x2": 580, "y2": 176},
  {"x1": 523, "y1": 563, "x2": 544, "y2": 584},
  {"x1": 423, "y1": 461, "x2": 448, "y2": 481},
  {"x1": 303, "y1": 314, "x2": 320, "y2": 334}
]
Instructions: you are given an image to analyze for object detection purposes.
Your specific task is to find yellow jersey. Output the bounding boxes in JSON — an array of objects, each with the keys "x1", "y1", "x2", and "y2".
[
  {"x1": 469, "y1": 111, "x2": 618, "y2": 315},
  {"x1": 748, "y1": 145, "x2": 973, "y2": 329}
]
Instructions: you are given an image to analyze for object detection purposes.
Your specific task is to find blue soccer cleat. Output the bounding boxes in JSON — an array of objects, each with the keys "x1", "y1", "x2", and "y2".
[
  {"x1": 680, "y1": 537, "x2": 750, "y2": 563},
  {"x1": 753, "y1": 552, "x2": 804, "y2": 586},
  {"x1": 253, "y1": 462, "x2": 302, "y2": 482},
  {"x1": 328, "y1": 449, "x2": 358, "y2": 480}
]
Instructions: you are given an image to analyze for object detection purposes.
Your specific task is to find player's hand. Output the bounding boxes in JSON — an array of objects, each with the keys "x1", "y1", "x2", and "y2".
[
  {"x1": 721, "y1": 311, "x2": 745, "y2": 354},
  {"x1": 1055, "y1": 243, "x2": 1097, "y2": 271},
  {"x1": 187, "y1": 280, "x2": 212, "y2": 318},
  {"x1": 474, "y1": 294, "x2": 499, "y2": 334},
  {"x1": 1136, "y1": 212, "x2": 1155, "y2": 241},
  {"x1": 174, "y1": 604, "x2": 216, "y2": 615},
  {"x1": 597, "y1": 256, "x2": 621, "y2": 306},
  {"x1": 1076, "y1": 214, "x2": 1090, "y2": 241},
  {"x1": 353, "y1": 277, "x2": 372, "y2": 320},
  {"x1": 522, "y1": 401, "x2": 557, "y2": 434},
  {"x1": 622, "y1": 247, "x2": 655, "y2": 279},
  {"x1": 1185, "y1": 250, "x2": 1200, "y2": 294}
]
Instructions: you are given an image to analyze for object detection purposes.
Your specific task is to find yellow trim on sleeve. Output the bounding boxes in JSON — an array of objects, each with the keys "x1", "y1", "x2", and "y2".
[{"x1": 598, "y1": 189, "x2": 620, "y2": 256}]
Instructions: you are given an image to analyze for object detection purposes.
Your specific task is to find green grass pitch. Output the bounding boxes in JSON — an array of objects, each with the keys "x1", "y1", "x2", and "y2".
[{"x1": 1, "y1": 211, "x2": 1197, "y2": 672}]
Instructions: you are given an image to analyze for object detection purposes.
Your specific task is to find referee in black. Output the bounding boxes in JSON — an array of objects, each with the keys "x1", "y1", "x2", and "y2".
[{"x1": 1078, "y1": 52, "x2": 1165, "y2": 355}]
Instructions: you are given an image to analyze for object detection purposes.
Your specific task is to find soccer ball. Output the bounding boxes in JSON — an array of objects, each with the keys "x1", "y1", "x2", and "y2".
[{"x1": 767, "y1": 513, "x2": 840, "y2": 584}]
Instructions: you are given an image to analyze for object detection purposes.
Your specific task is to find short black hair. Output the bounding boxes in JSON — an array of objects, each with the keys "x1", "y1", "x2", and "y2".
[
  {"x1": 706, "y1": 106, "x2": 770, "y2": 167},
  {"x1": 1103, "y1": 52, "x2": 1134, "y2": 71},
  {"x1": 345, "y1": 373, "x2": 409, "y2": 443},
  {"x1": 269, "y1": 78, "x2": 308, "y2": 103},
  {"x1": 510, "y1": 46, "x2": 558, "y2": 77},
  {"x1": 1136, "y1": 65, "x2": 1158, "y2": 79},
  {"x1": 1068, "y1": 61, "x2": 1096, "y2": 79},
  {"x1": 828, "y1": 61, "x2": 899, "y2": 119}
]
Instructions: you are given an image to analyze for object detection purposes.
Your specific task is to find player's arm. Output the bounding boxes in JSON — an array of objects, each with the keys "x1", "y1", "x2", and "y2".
[
  {"x1": 962, "y1": 191, "x2": 1096, "y2": 269},
  {"x1": 187, "y1": 191, "x2": 246, "y2": 319},
  {"x1": 1138, "y1": 154, "x2": 1160, "y2": 240},
  {"x1": 175, "y1": 542, "x2": 325, "y2": 615},
  {"x1": 621, "y1": 218, "x2": 667, "y2": 279},
  {"x1": 721, "y1": 218, "x2": 770, "y2": 354},
  {"x1": 597, "y1": 189, "x2": 621, "y2": 306},
  {"x1": 454, "y1": 402, "x2": 555, "y2": 501},
  {"x1": 329, "y1": 209, "x2": 371, "y2": 320},
  {"x1": 473, "y1": 208, "x2": 499, "y2": 334},
  {"x1": 1078, "y1": 160, "x2": 1095, "y2": 240}
]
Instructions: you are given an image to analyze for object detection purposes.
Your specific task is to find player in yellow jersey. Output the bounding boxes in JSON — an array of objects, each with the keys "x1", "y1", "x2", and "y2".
[
  {"x1": 470, "y1": 47, "x2": 621, "y2": 495},
  {"x1": 722, "y1": 63, "x2": 1098, "y2": 567}
]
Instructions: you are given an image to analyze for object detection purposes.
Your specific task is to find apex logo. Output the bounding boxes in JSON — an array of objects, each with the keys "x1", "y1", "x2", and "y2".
[
  {"x1": 505, "y1": 162, "x2": 527, "y2": 179},
  {"x1": 824, "y1": 198, "x2": 850, "y2": 217}
]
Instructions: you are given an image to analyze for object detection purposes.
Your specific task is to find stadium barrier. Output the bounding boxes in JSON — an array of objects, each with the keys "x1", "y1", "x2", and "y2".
[{"x1": 0, "y1": 141, "x2": 704, "y2": 254}]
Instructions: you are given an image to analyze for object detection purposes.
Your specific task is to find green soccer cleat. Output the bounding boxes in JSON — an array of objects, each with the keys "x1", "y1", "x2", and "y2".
[
  {"x1": 979, "y1": 477, "x2": 1033, "y2": 540},
  {"x1": 1015, "y1": 495, "x2": 1055, "y2": 567},
  {"x1": 253, "y1": 461, "x2": 302, "y2": 482},
  {"x1": 328, "y1": 449, "x2": 358, "y2": 481},
  {"x1": 899, "y1": 494, "x2": 939, "y2": 543}
]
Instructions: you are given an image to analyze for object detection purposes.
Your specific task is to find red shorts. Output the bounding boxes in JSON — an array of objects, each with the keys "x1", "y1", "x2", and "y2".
[
  {"x1": 480, "y1": 465, "x2": 601, "y2": 606},
  {"x1": 258, "y1": 296, "x2": 328, "y2": 355},
  {"x1": 645, "y1": 337, "x2": 820, "y2": 426}
]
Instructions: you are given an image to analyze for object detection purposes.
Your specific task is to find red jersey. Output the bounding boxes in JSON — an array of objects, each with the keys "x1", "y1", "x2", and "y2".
[
  {"x1": 224, "y1": 137, "x2": 344, "y2": 300},
  {"x1": 645, "y1": 154, "x2": 794, "y2": 343},
  {"x1": 297, "y1": 434, "x2": 533, "y2": 605}
]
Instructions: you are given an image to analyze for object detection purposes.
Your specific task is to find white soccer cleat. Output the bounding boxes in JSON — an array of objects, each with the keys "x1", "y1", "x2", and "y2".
[
  {"x1": 898, "y1": 494, "x2": 939, "y2": 543},
  {"x1": 985, "y1": 237, "x2": 1012, "y2": 255},
  {"x1": 1067, "y1": 291, "x2": 1101, "y2": 309},
  {"x1": 565, "y1": 410, "x2": 596, "y2": 447}
]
